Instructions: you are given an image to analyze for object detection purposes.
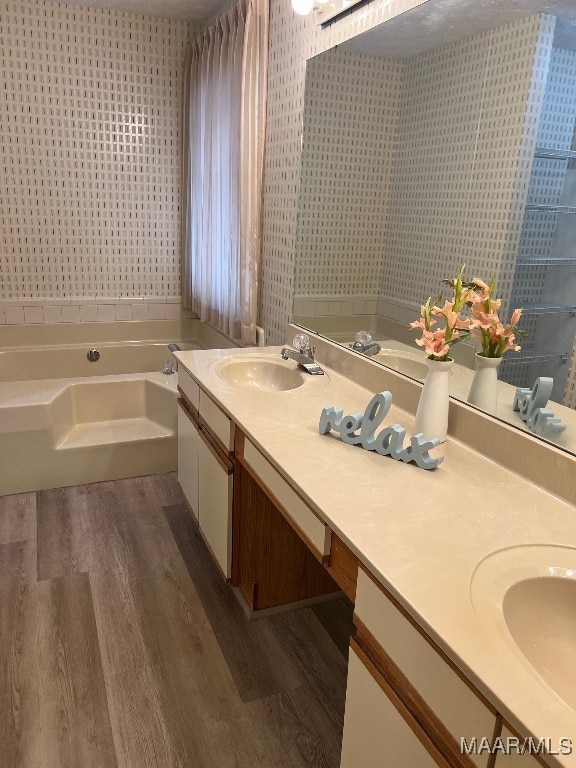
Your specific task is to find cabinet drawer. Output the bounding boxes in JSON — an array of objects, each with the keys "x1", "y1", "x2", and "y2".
[
  {"x1": 341, "y1": 646, "x2": 443, "y2": 768},
  {"x1": 243, "y1": 439, "x2": 328, "y2": 558},
  {"x1": 178, "y1": 368, "x2": 200, "y2": 411},
  {"x1": 354, "y1": 569, "x2": 496, "y2": 768},
  {"x1": 199, "y1": 390, "x2": 234, "y2": 452}
]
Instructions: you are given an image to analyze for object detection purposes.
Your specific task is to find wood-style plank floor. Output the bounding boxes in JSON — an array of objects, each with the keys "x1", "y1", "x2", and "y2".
[{"x1": 0, "y1": 474, "x2": 352, "y2": 768}]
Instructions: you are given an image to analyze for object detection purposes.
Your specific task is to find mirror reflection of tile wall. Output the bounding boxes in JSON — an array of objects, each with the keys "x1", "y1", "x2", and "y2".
[{"x1": 294, "y1": 12, "x2": 576, "y2": 412}]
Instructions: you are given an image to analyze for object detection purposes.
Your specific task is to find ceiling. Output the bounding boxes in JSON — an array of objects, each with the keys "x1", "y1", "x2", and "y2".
[
  {"x1": 340, "y1": 0, "x2": 576, "y2": 58},
  {"x1": 57, "y1": 0, "x2": 234, "y2": 23}
]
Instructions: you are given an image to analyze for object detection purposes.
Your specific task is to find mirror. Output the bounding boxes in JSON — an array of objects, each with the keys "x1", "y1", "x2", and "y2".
[{"x1": 293, "y1": 0, "x2": 576, "y2": 454}]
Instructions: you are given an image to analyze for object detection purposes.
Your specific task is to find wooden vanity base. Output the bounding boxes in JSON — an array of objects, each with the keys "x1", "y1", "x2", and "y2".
[{"x1": 233, "y1": 461, "x2": 340, "y2": 612}]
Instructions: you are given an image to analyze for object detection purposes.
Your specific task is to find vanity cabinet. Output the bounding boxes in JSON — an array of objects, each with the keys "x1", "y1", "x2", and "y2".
[
  {"x1": 232, "y1": 432, "x2": 339, "y2": 612},
  {"x1": 177, "y1": 401, "x2": 200, "y2": 521},
  {"x1": 177, "y1": 376, "x2": 234, "y2": 578},
  {"x1": 325, "y1": 538, "x2": 499, "y2": 768},
  {"x1": 341, "y1": 646, "x2": 442, "y2": 768}
]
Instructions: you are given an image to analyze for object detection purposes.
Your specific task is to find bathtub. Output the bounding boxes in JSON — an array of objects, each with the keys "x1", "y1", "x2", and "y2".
[
  {"x1": 0, "y1": 318, "x2": 235, "y2": 381},
  {"x1": 0, "y1": 319, "x2": 237, "y2": 494}
]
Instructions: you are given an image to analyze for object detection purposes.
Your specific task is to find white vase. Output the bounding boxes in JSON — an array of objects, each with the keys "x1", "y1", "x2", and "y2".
[
  {"x1": 467, "y1": 354, "x2": 502, "y2": 413},
  {"x1": 414, "y1": 358, "x2": 453, "y2": 443}
]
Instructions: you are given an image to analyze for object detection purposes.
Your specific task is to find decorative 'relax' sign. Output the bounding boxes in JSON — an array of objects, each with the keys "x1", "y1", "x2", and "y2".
[
  {"x1": 513, "y1": 377, "x2": 566, "y2": 439},
  {"x1": 319, "y1": 391, "x2": 443, "y2": 470}
]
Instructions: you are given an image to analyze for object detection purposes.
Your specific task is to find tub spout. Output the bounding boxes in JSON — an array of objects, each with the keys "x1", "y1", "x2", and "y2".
[{"x1": 166, "y1": 342, "x2": 181, "y2": 373}]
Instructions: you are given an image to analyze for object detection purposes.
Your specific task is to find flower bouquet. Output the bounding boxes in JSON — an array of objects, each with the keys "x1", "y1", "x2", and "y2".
[{"x1": 409, "y1": 266, "x2": 523, "y2": 439}]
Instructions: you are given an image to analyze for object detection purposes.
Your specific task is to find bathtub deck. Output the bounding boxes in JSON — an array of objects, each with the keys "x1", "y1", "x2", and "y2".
[
  {"x1": 0, "y1": 474, "x2": 350, "y2": 768},
  {"x1": 57, "y1": 416, "x2": 172, "y2": 449}
]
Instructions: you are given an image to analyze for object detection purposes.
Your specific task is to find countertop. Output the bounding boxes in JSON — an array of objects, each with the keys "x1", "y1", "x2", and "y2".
[{"x1": 176, "y1": 345, "x2": 576, "y2": 768}]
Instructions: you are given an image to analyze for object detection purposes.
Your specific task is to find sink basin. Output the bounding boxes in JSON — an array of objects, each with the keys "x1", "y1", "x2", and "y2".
[
  {"x1": 471, "y1": 545, "x2": 576, "y2": 709},
  {"x1": 375, "y1": 350, "x2": 429, "y2": 380},
  {"x1": 214, "y1": 358, "x2": 306, "y2": 392}
]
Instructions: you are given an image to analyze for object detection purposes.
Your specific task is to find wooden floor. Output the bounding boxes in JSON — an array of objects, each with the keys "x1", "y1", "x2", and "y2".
[{"x1": 0, "y1": 473, "x2": 352, "y2": 768}]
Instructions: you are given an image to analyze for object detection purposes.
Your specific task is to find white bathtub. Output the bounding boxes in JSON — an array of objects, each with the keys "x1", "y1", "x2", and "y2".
[
  {"x1": 0, "y1": 318, "x2": 235, "y2": 381},
  {"x1": 0, "y1": 319, "x2": 237, "y2": 493}
]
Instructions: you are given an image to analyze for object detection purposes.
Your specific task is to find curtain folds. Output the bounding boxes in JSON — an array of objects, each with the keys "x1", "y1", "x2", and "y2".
[{"x1": 181, "y1": 0, "x2": 269, "y2": 345}]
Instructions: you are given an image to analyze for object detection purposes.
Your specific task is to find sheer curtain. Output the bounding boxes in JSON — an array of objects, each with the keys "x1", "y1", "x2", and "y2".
[{"x1": 181, "y1": 0, "x2": 268, "y2": 345}]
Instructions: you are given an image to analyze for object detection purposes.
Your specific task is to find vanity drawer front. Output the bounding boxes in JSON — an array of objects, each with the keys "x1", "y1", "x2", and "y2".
[
  {"x1": 355, "y1": 569, "x2": 496, "y2": 768},
  {"x1": 199, "y1": 390, "x2": 234, "y2": 452},
  {"x1": 243, "y1": 439, "x2": 328, "y2": 557},
  {"x1": 178, "y1": 368, "x2": 200, "y2": 411},
  {"x1": 341, "y1": 646, "x2": 444, "y2": 768}
]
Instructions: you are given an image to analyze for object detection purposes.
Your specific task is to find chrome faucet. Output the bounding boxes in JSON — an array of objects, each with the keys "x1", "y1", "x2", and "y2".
[
  {"x1": 164, "y1": 342, "x2": 181, "y2": 374},
  {"x1": 281, "y1": 333, "x2": 324, "y2": 375},
  {"x1": 350, "y1": 331, "x2": 381, "y2": 357}
]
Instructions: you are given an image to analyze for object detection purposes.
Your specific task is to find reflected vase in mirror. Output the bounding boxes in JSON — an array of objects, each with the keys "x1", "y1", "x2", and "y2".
[
  {"x1": 414, "y1": 359, "x2": 454, "y2": 444},
  {"x1": 468, "y1": 355, "x2": 503, "y2": 413}
]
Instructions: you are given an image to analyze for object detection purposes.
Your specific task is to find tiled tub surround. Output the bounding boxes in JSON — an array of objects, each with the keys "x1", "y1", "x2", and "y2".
[
  {"x1": 0, "y1": 297, "x2": 191, "y2": 325},
  {"x1": 175, "y1": 341, "x2": 576, "y2": 767},
  {"x1": 0, "y1": 320, "x2": 236, "y2": 493}
]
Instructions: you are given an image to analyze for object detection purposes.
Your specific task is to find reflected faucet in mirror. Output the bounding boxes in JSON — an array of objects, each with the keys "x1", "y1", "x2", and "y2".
[{"x1": 350, "y1": 331, "x2": 381, "y2": 357}]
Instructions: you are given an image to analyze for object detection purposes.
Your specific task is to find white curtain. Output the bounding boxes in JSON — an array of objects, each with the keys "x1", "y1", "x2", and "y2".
[{"x1": 181, "y1": 0, "x2": 268, "y2": 345}]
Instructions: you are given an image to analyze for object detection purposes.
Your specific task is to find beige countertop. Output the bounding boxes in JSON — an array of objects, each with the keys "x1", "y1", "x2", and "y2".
[{"x1": 176, "y1": 345, "x2": 576, "y2": 768}]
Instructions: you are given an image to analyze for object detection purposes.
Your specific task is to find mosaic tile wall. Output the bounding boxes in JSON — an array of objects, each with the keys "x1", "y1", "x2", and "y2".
[
  {"x1": 287, "y1": 13, "x2": 554, "y2": 328},
  {"x1": 379, "y1": 14, "x2": 552, "y2": 324},
  {"x1": 0, "y1": 0, "x2": 191, "y2": 324},
  {"x1": 505, "y1": 43, "x2": 576, "y2": 403},
  {"x1": 260, "y1": 0, "x2": 429, "y2": 344},
  {"x1": 292, "y1": 49, "x2": 402, "y2": 318}
]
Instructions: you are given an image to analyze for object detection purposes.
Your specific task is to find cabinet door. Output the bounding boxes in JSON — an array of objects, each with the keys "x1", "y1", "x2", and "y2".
[
  {"x1": 177, "y1": 401, "x2": 200, "y2": 521},
  {"x1": 340, "y1": 648, "x2": 444, "y2": 768},
  {"x1": 198, "y1": 433, "x2": 233, "y2": 578}
]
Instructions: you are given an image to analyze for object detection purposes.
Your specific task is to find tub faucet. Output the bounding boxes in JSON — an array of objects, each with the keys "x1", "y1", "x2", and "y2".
[
  {"x1": 163, "y1": 360, "x2": 177, "y2": 375},
  {"x1": 281, "y1": 333, "x2": 324, "y2": 375},
  {"x1": 165, "y1": 342, "x2": 181, "y2": 373}
]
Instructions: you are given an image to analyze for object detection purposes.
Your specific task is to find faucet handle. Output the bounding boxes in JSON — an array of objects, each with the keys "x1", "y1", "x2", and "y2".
[{"x1": 292, "y1": 332, "x2": 310, "y2": 353}]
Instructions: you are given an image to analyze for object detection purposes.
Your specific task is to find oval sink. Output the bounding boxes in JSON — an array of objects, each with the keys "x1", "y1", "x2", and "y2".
[
  {"x1": 376, "y1": 350, "x2": 428, "y2": 380},
  {"x1": 215, "y1": 358, "x2": 306, "y2": 392},
  {"x1": 504, "y1": 577, "x2": 576, "y2": 709},
  {"x1": 471, "y1": 545, "x2": 576, "y2": 710}
]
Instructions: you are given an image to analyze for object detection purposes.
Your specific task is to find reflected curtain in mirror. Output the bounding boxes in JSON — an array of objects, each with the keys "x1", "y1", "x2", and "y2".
[{"x1": 181, "y1": 0, "x2": 268, "y2": 345}]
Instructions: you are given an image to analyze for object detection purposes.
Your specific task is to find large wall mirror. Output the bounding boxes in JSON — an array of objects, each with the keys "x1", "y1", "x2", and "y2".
[{"x1": 292, "y1": 0, "x2": 576, "y2": 455}]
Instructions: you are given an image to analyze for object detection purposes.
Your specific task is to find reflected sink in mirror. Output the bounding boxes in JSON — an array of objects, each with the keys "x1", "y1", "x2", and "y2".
[
  {"x1": 374, "y1": 350, "x2": 429, "y2": 381},
  {"x1": 471, "y1": 545, "x2": 576, "y2": 710},
  {"x1": 214, "y1": 358, "x2": 307, "y2": 392}
]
